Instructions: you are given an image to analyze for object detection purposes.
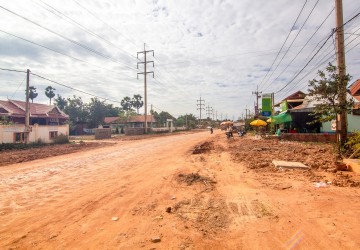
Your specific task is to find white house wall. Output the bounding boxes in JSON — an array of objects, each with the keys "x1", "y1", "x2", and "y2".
[{"x1": 0, "y1": 124, "x2": 69, "y2": 143}]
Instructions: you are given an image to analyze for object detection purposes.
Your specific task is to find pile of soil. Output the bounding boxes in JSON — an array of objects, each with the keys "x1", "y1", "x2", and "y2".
[
  {"x1": 0, "y1": 142, "x2": 113, "y2": 167},
  {"x1": 176, "y1": 173, "x2": 216, "y2": 186},
  {"x1": 192, "y1": 141, "x2": 214, "y2": 154},
  {"x1": 230, "y1": 138, "x2": 336, "y2": 170},
  {"x1": 173, "y1": 197, "x2": 230, "y2": 236},
  {"x1": 228, "y1": 136, "x2": 360, "y2": 187}
]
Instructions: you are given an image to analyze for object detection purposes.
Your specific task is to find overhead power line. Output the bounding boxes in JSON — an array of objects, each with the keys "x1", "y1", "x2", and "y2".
[
  {"x1": 72, "y1": 0, "x2": 139, "y2": 49},
  {"x1": 30, "y1": 72, "x2": 122, "y2": 104},
  {"x1": 275, "y1": 10, "x2": 360, "y2": 94},
  {"x1": 257, "y1": 0, "x2": 308, "y2": 89},
  {"x1": 0, "y1": 67, "x2": 27, "y2": 73},
  {"x1": 262, "y1": 6, "x2": 334, "y2": 92},
  {"x1": 261, "y1": 0, "x2": 319, "y2": 91},
  {"x1": 35, "y1": 0, "x2": 137, "y2": 61},
  {"x1": 0, "y1": 29, "x2": 131, "y2": 76},
  {"x1": 0, "y1": 5, "x2": 137, "y2": 71}
]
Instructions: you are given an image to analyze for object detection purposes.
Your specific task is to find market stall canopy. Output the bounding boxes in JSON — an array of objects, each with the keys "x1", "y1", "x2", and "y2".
[
  {"x1": 220, "y1": 121, "x2": 233, "y2": 126},
  {"x1": 250, "y1": 119, "x2": 267, "y2": 126},
  {"x1": 266, "y1": 117, "x2": 274, "y2": 123},
  {"x1": 273, "y1": 112, "x2": 292, "y2": 124}
]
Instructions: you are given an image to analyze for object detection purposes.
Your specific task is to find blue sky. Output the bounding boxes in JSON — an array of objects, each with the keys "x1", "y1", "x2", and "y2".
[{"x1": 0, "y1": 0, "x2": 360, "y2": 119}]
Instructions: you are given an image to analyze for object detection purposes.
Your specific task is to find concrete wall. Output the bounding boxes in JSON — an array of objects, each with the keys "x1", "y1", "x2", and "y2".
[
  {"x1": 124, "y1": 127, "x2": 145, "y2": 135},
  {"x1": 321, "y1": 114, "x2": 360, "y2": 133},
  {"x1": 280, "y1": 133, "x2": 337, "y2": 143},
  {"x1": 95, "y1": 128, "x2": 111, "y2": 139},
  {"x1": 0, "y1": 124, "x2": 69, "y2": 143}
]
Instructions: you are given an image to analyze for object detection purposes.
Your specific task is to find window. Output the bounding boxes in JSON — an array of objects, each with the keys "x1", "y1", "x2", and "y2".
[
  {"x1": 14, "y1": 132, "x2": 25, "y2": 143},
  {"x1": 49, "y1": 131, "x2": 58, "y2": 139}
]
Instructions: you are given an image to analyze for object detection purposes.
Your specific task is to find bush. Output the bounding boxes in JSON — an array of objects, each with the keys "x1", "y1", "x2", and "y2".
[
  {"x1": 53, "y1": 134, "x2": 69, "y2": 144},
  {"x1": 0, "y1": 141, "x2": 46, "y2": 151},
  {"x1": 344, "y1": 131, "x2": 360, "y2": 158}
]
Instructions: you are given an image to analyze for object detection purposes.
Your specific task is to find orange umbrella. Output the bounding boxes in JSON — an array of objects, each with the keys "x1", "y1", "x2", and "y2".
[{"x1": 250, "y1": 119, "x2": 267, "y2": 126}]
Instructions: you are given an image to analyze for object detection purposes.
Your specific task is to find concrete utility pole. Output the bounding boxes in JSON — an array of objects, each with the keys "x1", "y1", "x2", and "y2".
[
  {"x1": 196, "y1": 97, "x2": 205, "y2": 125},
  {"x1": 137, "y1": 43, "x2": 154, "y2": 133},
  {"x1": 252, "y1": 85, "x2": 262, "y2": 117},
  {"x1": 245, "y1": 108, "x2": 250, "y2": 120},
  {"x1": 335, "y1": 0, "x2": 347, "y2": 144},
  {"x1": 24, "y1": 69, "x2": 30, "y2": 144}
]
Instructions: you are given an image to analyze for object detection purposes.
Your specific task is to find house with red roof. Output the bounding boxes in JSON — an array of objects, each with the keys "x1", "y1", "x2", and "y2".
[
  {"x1": 104, "y1": 115, "x2": 156, "y2": 135},
  {"x1": 0, "y1": 99, "x2": 69, "y2": 143}
]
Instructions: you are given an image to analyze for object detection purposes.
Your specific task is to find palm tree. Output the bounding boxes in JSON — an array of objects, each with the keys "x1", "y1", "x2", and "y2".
[
  {"x1": 27, "y1": 86, "x2": 38, "y2": 103},
  {"x1": 45, "y1": 86, "x2": 56, "y2": 105},
  {"x1": 131, "y1": 94, "x2": 143, "y2": 114}
]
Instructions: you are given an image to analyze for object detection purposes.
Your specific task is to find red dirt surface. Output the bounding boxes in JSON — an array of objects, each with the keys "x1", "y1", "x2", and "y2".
[{"x1": 0, "y1": 130, "x2": 360, "y2": 249}]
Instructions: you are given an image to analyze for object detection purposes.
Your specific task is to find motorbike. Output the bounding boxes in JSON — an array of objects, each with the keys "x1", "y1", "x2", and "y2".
[
  {"x1": 226, "y1": 131, "x2": 233, "y2": 139},
  {"x1": 238, "y1": 131, "x2": 246, "y2": 137}
]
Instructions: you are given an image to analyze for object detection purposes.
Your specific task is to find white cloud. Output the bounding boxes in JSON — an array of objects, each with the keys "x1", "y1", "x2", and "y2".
[{"x1": 0, "y1": 0, "x2": 359, "y2": 119}]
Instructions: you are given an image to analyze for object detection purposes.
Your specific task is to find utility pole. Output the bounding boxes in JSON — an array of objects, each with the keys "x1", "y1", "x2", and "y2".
[
  {"x1": 252, "y1": 85, "x2": 262, "y2": 117},
  {"x1": 245, "y1": 108, "x2": 250, "y2": 120},
  {"x1": 215, "y1": 110, "x2": 218, "y2": 121},
  {"x1": 150, "y1": 104, "x2": 153, "y2": 129},
  {"x1": 196, "y1": 97, "x2": 205, "y2": 126},
  {"x1": 137, "y1": 43, "x2": 154, "y2": 133},
  {"x1": 335, "y1": 0, "x2": 347, "y2": 144},
  {"x1": 24, "y1": 69, "x2": 30, "y2": 144}
]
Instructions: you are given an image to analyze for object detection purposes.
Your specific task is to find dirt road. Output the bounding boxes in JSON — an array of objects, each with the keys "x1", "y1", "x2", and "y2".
[{"x1": 1, "y1": 130, "x2": 360, "y2": 249}]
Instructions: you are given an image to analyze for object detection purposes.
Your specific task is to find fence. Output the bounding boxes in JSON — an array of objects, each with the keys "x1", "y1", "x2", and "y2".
[{"x1": 280, "y1": 133, "x2": 337, "y2": 143}]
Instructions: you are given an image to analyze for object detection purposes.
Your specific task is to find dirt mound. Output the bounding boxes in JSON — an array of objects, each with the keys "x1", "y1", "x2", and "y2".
[
  {"x1": 173, "y1": 197, "x2": 230, "y2": 236},
  {"x1": 192, "y1": 141, "x2": 214, "y2": 154},
  {"x1": 176, "y1": 173, "x2": 216, "y2": 186},
  {"x1": 332, "y1": 172, "x2": 360, "y2": 187},
  {"x1": 230, "y1": 138, "x2": 336, "y2": 170},
  {"x1": 0, "y1": 142, "x2": 113, "y2": 167}
]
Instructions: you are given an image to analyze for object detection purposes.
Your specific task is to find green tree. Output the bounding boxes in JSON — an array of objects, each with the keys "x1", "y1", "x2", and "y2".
[
  {"x1": 151, "y1": 110, "x2": 175, "y2": 127},
  {"x1": 27, "y1": 86, "x2": 38, "y2": 103},
  {"x1": 87, "y1": 98, "x2": 108, "y2": 128},
  {"x1": 45, "y1": 86, "x2": 56, "y2": 105},
  {"x1": 308, "y1": 63, "x2": 353, "y2": 146},
  {"x1": 54, "y1": 94, "x2": 68, "y2": 110},
  {"x1": 121, "y1": 96, "x2": 133, "y2": 111},
  {"x1": 131, "y1": 94, "x2": 144, "y2": 114},
  {"x1": 64, "y1": 95, "x2": 89, "y2": 134},
  {"x1": 176, "y1": 114, "x2": 197, "y2": 129},
  {"x1": 105, "y1": 104, "x2": 122, "y2": 117}
]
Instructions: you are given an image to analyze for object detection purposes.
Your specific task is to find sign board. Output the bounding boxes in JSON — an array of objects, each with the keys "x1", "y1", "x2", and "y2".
[
  {"x1": 280, "y1": 100, "x2": 288, "y2": 112},
  {"x1": 331, "y1": 120, "x2": 336, "y2": 131},
  {"x1": 262, "y1": 111, "x2": 271, "y2": 116},
  {"x1": 262, "y1": 93, "x2": 272, "y2": 114}
]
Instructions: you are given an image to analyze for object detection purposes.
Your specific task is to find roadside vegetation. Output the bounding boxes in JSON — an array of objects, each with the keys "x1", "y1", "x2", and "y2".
[{"x1": 0, "y1": 133, "x2": 69, "y2": 151}]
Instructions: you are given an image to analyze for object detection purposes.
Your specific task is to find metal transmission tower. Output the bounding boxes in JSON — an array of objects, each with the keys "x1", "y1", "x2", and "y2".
[
  {"x1": 206, "y1": 105, "x2": 212, "y2": 120},
  {"x1": 252, "y1": 85, "x2": 262, "y2": 117},
  {"x1": 137, "y1": 43, "x2": 154, "y2": 133},
  {"x1": 197, "y1": 97, "x2": 205, "y2": 125}
]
